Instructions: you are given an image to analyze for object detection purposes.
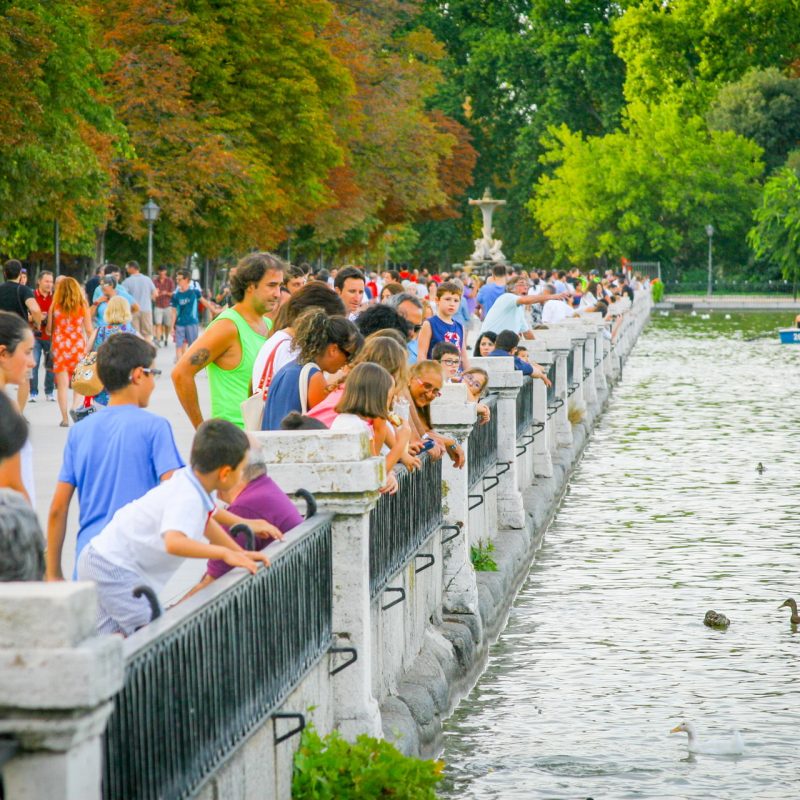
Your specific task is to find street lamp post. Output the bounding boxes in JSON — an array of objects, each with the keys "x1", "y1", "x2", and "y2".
[
  {"x1": 705, "y1": 224, "x2": 714, "y2": 299},
  {"x1": 285, "y1": 225, "x2": 297, "y2": 264},
  {"x1": 142, "y1": 199, "x2": 161, "y2": 277}
]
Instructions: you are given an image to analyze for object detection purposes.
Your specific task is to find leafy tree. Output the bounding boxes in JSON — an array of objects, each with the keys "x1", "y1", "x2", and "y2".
[
  {"x1": 614, "y1": 0, "x2": 800, "y2": 112},
  {"x1": 707, "y1": 68, "x2": 800, "y2": 173},
  {"x1": 416, "y1": 0, "x2": 628, "y2": 266},
  {"x1": 0, "y1": 4, "x2": 120, "y2": 257},
  {"x1": 305, "y1": 2, "x2": 462, "y2": 257},
  {"x1": 748, "y1": 168, "x2": 800, "y2": 298},
  {"x1": 531, "y1": 101, "x2": 764, "y2": 272}
]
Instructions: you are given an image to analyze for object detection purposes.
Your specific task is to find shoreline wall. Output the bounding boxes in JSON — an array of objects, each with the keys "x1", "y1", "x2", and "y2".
[{"x1": 0, "y1": 293, "x2": 651, "y2": 800}]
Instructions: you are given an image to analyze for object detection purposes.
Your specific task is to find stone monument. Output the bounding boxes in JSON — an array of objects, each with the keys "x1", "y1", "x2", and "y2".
[{"x1": 467, "y1": 187, "x2": 507, "y2": 268}]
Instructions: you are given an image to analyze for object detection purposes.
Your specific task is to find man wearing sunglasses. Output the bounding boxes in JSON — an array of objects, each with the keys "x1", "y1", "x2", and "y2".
[
  {"x1": 46, "y1": 334, "x2": 183, "y2": 581},
  {"x1": 385, "y1": 292, "x2": 424, "y2": 364}
]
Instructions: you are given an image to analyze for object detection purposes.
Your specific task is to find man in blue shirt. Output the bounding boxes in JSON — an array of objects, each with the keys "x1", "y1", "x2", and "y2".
[
  {"x1": 476, "y1": 264, "x2": 508, "y2": 318},
  {"x1": 171, "y1": 269, "x2": 204, "y2": 359},
  {"x1": 46, "y1": 334, "x2": 184, "y2": 580}
]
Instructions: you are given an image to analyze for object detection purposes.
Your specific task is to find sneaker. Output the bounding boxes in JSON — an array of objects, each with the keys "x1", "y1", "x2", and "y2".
[
  {"x1": 29, "y1": 395, "x2": 37, "y2": 403},
  {"x1": 46, "y1": 394, "x2": 55, "y2": 402}
]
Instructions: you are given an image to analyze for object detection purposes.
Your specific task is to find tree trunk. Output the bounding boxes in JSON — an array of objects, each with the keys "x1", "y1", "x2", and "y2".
[{"x1": 94, "y1": 226, "x2": 106, "y2": 268}]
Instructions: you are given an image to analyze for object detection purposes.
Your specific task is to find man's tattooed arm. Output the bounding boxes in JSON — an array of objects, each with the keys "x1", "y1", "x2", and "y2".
[{"x1": 190, "y1": 348, "x2": 210, "y2": 367}]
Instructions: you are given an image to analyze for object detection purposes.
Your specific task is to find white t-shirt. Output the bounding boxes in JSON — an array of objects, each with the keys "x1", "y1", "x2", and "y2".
[
  {"x1": 91, "y1": 467, "x2": 216, "y2": 593},
  {"x1": 579, "y1": 293, "x2": 598, "y2": 311},
  {"x1": 330, "y1": 413, "x2": 373, "y2": 437},
  {"x1": 542, "y1": 299, "x2": 572, "y2": 324},
  {"x1": 251, "y1": 331, "x2": 298, "y2": 393}
]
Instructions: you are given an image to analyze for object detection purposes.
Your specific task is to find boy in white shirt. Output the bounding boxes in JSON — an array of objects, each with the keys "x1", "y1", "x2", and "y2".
[{"x1": 77, "y1": 419, "x2": 274, "y2": 635}]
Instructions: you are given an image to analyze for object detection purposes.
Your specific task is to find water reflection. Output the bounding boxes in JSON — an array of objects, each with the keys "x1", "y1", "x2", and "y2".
[{"x1": 440, "y1": 312, "x2": 800, "y2": 799}]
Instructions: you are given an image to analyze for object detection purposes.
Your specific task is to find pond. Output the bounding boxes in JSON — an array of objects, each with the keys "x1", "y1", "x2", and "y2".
[{"x1": 440, "y1": 311, "x2": 800, "y2": 799}]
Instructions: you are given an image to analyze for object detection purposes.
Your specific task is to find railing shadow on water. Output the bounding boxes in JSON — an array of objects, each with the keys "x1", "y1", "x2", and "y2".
[{"x1": 102, "y1": 513, "x2": 334, "y2": 800}]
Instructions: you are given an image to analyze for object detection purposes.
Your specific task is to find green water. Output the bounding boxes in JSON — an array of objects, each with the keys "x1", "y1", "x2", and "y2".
[{"x1": 440, "y1": 311, "x2": 800, "y2": 799}]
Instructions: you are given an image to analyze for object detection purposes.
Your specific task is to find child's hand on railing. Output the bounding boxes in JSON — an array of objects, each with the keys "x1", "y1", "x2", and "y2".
[{"x1": 221, "y1": 550, "x2": 270, "y2": 573}]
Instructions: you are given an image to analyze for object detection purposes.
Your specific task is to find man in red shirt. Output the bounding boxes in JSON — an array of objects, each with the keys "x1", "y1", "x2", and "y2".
[
  {"x1": 152, "y1": 266, "x2": 175, "y2": 347},
  {"x1": 29, "y1": 270, "x2": 54, "y2": 402}
]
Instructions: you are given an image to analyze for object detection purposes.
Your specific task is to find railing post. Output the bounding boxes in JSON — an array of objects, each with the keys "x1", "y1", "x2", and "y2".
[
  {"x1": 470, "y1": 356, "x2": 526, "y2": 529},
  {"x1": 429, "y1": 383, "x2": 480, "y2": 617},
  {"x1": 0, "y1": 583, "x2": 124, "y2": 800},
  {"x1": 253, "y1": 430, "x2": 385, "y2": 740},
  {"x1": 530, "y1": 333, "x2": 574, "y2": 448},
  {"x1": 527, "y1": 346, "x2": 555, "y2": 477}
]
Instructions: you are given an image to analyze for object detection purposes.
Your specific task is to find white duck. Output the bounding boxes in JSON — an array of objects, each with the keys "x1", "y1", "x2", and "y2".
[{"x1": 670, "y1": 721, "x2": 744, "y2": 755}]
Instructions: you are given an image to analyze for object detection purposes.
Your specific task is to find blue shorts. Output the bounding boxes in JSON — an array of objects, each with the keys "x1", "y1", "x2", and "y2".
[{"x1": 175, "y1": 324, "x2": 199, "y2": 347}]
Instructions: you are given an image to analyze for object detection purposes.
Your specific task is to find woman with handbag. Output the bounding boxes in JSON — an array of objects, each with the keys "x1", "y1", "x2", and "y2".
[{"x1": 47, "y1": 277, "x2": 91, "y2": 427}]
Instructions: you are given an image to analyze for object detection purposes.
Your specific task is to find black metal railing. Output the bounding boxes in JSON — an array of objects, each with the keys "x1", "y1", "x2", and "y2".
[
  {"x1": 369, "y1": 454, "x2": 442, "y2": 599},
  {"x1": 103, "y1": 515, "x2": 334, "y2": 800},
  {"x1": 516, "y1": 376, "x2": 533, "y2": 437},
  {"x1": 467, "y1": 393, "x2": 498, "y2": 489}
]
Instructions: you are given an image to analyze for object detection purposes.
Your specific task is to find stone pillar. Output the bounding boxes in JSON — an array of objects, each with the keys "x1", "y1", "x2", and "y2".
[
  {"x1": 429, "y1": 383, "x2": 480, "y2": 619},
  {"x1": 566, "y1": 329, "x2": 588, "y2": 410},
  {"x1": 526, "y1": 344, "x2": 554, "y2": 478},
  {"x1": 530, "y1": 332, "x2": 574, "y2": 448},
  {"x1": 254, "y1": 430, "x2": 385, "y2": 740},
  {"x1": 581, "y1": 329, "x2": 598, "y2": 408},
  {"x1": 471, "y1": 356, "x2": 526, "y2": 529},
  {"x1": 0, "y1": 583, "x2": 124, "y2": 800}
]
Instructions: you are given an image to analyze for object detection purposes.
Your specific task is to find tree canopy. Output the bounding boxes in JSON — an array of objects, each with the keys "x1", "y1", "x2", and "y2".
[{"x1": 0, "y1": 0, "x2": 798, "y2": 280}]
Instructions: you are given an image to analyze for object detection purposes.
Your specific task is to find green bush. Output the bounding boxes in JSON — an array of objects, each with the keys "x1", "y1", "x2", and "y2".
[
  {"x1": 470, "y1": 539, "x2": 498, "y2": 571},
  {"x1": 292, "y1": 725, "x2": 444, "y2": 799},
  {"x1": 651, "y1": 279, "x2": 664, "y2": 302}
]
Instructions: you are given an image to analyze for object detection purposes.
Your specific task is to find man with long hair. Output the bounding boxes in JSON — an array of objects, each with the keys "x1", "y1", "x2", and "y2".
[{"x1": 172, "y1": 252, "x2": 284, "y2": 429}]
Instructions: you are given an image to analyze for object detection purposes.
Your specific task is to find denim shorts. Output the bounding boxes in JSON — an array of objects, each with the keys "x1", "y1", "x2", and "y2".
[{"x1": 175, "y1": 324, "x2": 199, "y2": 347}]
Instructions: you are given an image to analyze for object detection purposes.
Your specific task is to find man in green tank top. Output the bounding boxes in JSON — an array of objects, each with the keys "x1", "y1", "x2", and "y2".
[{"x1": 172, "y1": 253, "x2": 284, "y2": 429}]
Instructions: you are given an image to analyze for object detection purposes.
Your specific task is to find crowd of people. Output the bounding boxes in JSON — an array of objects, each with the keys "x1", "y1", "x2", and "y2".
[{"x1": 0, "y1": 252, "x2": 644, "y2": 635}]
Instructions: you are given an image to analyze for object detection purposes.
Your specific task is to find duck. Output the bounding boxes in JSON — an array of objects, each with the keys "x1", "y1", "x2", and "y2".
[
  {"x1": 756, "y1": 462, "x2": 765, "y2": 474},
  {"x1": 779, "y1": 598, "x2": 800, "y2": 625},
  {"x1": 701, "y1": 313, "x2": 710, "y2": 320},
  {"x1": 704, "y1": 610, "x2": 730, "y2": 629},
  {"x1": 670, "y1": 721, "x2": 744, "y2": 755}
]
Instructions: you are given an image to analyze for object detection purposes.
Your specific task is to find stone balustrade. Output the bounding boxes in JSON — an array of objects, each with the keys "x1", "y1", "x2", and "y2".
[{"x1": 0, "y1": 291, "x2": 652, "y2": 800}]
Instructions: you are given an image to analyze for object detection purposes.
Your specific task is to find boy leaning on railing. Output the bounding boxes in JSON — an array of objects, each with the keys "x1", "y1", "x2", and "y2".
[{"x1": 76, "y1": 419, "x2": 275, "y2": 636}]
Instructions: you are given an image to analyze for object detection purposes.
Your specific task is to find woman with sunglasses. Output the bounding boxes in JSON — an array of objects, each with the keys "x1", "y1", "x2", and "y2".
[
  {"x1": 261, "y1": 308, "x2": 363, "y2": 430},
  {"x1": 408, "y1": 360, "x2": 465, "y2": 468}
]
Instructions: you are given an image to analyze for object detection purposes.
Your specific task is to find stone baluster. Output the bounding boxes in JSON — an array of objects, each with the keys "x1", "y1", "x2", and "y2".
[
  {"x1": 429, "y1": 383, "x2": 480, "y2": 620},
  {"x1": 470, "y1": 356, "x2": 526, "y2": 529},
  {"x1": 525, "y1": 343, "x2": 555, "y2": 478},
  {"x1": 0, "y1": 583, "x2": 124, "y2": 800},
  {"x1": 580, "y1": 326, "x2": 599, "y2": 409},
  {"x1": 253, "y1": 430, "x2": 385, "y2": 740},
  {"x1": 525, "y1": 333, "x2": 573, "y2": 448}
]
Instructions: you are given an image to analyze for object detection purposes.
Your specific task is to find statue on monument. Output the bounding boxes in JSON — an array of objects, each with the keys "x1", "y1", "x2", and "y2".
[{"x1": 468, "y1": 187, "x2": 507, "y2": 264}]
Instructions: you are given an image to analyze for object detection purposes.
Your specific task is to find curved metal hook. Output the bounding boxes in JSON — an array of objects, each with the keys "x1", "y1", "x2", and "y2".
[
  {"x1": 132, "y1": 586, "x2": 162, "y2": 622},
  {"x1": 229, "y1": 523, "x2": 255, "y2": 551},
  {"x1": 294, "y1": 489, "x2": 317, "y2": 519}
]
